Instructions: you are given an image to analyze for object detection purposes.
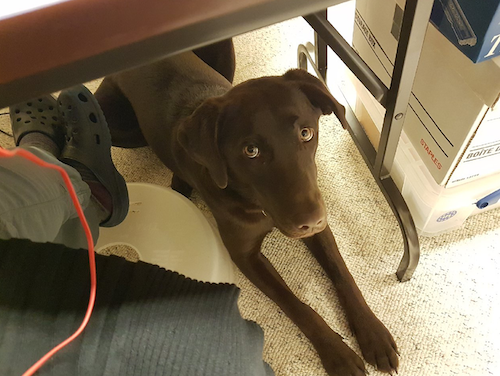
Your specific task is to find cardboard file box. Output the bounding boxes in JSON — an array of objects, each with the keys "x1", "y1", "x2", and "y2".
[
  {"x1": 395, "y1": 131, "x2": 500, "y2": 236},
  {"x1": 354, "y1": 0, "x2": 500, "y2": 188},
  {"x1": 347, "y1": 72, "x2": 500, "y2": 236},
  {"x1": 430, "y1": 0, "x2": 500, "y2": 63}
]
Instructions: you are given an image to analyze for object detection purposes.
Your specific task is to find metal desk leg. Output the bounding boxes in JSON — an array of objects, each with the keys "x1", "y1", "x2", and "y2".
[
  {"x1": 376, "y1": 0, "x2": 434, "y2": 281},
  {"x1": 315, "y1": 10, "x2": 328, "y2": 82},
  {"x1": 301, "y1": 0, "x2": 434, "y2": 281}
]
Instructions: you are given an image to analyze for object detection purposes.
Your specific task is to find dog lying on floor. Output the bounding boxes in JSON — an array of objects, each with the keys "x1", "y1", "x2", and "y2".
[{"x1": 94, "y1": 40, "x2": 399, "y2": 376}]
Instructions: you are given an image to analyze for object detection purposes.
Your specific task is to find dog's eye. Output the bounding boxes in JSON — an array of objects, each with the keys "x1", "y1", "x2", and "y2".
[
  {"x1": 243, "y1": 145, "x2": 260, "y2": 158},
  {"x1": 300, "y1": 127, "x2": 314, "y2": 142}
]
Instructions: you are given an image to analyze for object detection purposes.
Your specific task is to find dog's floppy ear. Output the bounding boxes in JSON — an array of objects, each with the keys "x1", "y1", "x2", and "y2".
[
  {"x1": 177, "y1": 99, "x2": 228, "y2": 189},
  {"x1": 283, "y1": 69, "x2": 349, "y2": 128}
]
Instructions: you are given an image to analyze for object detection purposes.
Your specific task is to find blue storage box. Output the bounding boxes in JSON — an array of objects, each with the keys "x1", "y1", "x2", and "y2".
[{"x1": 431, "y1": 0, "x2": 500, "y2": 63}]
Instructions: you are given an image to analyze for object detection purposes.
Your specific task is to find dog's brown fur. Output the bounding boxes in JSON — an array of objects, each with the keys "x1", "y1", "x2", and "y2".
[{"x1": 95, "y1": 41, "x2": 399, "y2": 376}]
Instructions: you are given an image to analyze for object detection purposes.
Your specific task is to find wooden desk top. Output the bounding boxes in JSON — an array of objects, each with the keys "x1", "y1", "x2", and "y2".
[{"x1": 0, "y1": 0, "x2": 345, "y2": 107}]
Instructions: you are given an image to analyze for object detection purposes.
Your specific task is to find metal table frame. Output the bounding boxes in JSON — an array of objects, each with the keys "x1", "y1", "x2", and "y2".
[{"x1": 300, "y1": 0, "x2": 434, "y2": 281}]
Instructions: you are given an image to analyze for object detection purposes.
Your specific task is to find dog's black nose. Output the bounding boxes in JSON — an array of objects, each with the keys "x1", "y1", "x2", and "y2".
[
  {"x1": 299, "y1": 218, "x2": 324, "y2": 231},
  {"x1": 297, "y1": 214, "x2": 326, "y2": 233}
]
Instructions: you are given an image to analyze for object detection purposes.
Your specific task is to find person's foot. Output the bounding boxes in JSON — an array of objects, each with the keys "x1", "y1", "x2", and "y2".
[
  {"x1": 58, "y1": 85, "x2": 129, "y2": 227},
  {"x1": 9, "y1": 95, "x2": 66, "y2": 157}
]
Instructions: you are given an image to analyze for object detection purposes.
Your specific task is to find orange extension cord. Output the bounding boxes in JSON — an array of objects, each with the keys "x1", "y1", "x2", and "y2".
[{"x1": 0, "y1": 146, "x2": 97, "y2": 376}]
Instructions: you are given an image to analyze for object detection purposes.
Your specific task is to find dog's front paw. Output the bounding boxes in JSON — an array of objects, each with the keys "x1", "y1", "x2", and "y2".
[
  {"x1": 315, "y1": 333, "x2": 367, "y2": 376},
  {"x1": 353, "y1": 317, "x2": 399, "y2": 374}
]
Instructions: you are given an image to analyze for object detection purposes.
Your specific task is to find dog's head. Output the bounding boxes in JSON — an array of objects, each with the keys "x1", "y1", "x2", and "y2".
[{"x1": 178, "y1": 69, "x2": 348, "y2": 239}]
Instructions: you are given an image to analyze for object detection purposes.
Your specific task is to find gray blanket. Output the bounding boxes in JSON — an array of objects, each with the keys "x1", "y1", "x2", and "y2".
[{"x1": 0, "y1": 239, "x2": 273, "y2": 376}]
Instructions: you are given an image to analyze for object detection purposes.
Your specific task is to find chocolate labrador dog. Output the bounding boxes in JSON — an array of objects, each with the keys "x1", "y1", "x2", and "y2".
[{"x1": 94, "y1": 40, "x2": 399, "y2": 376}]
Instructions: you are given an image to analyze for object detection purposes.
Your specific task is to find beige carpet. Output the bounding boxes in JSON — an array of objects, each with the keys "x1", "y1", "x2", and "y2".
[{"x1": 1, "y1": 14, "x2": 499, "y2": 376}]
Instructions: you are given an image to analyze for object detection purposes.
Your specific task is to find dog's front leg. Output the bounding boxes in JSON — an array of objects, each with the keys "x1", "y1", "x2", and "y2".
[
  {"x1": 302, "y1": 225, "x2": 399, "y2": 374},
  {"x1": 218, "y1": 226, "x2": 367, "y2": 376},
  {"x1": 171, "y1": 174, "x2": 193, "y2": 198}
]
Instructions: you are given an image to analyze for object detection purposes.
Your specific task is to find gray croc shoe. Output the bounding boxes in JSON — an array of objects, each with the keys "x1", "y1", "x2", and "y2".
[
  {"x1": 9, "y1": 95, "x2": 66, "y2": 149},
  {"x1": 58, "y1": 85, "x2": 129, "y2": 227}
]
